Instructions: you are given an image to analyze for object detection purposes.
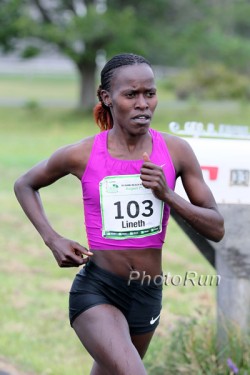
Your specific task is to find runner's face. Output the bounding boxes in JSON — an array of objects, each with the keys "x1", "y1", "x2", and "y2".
[{"x1": 108, "y1": 64, "x2": 158, "y2": 135}]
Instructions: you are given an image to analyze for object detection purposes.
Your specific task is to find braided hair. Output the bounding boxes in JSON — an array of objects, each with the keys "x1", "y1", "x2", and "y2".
[{"x1": 93, "y1": 53, "x2": 151, "y2": 131}]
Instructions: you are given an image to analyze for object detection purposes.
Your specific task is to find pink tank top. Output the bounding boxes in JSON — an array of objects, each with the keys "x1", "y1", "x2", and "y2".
[{"x1": 81, "y1": 128, "x2": 176, "y2": 250}]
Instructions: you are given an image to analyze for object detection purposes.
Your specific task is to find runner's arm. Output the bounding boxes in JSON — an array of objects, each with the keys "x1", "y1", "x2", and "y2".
[
  {"x1": 140, "y1": 138, "x2": 224, "y2": 242},
  {"x1": 14, "y1": 143, "x2": 93, "y2": 267},
  {"x1": 166, "y1": 138, "x2": 224, "y2": 241}
]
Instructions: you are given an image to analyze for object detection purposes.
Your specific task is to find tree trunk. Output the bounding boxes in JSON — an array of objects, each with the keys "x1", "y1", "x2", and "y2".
[{"x1": 77, "y1": 62, "x2": 97, "y2": 111}]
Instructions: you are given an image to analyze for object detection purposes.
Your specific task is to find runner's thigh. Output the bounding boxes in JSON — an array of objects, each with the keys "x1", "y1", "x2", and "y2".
[
  {"x1": 72, "y1": 304, "x2": 147, "y2": 375},
  {"x1": 131, "y1": 330, "x2": 155, "y2": 358}
]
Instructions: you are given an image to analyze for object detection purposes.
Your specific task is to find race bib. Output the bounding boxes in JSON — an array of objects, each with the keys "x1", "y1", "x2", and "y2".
[{"x1": 99, "y1": 175, "x2": 164, "y2": 239}]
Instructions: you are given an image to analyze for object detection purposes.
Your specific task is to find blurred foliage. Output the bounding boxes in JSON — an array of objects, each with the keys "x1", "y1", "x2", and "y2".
[
  {"x1": 168, "y1": 62, "x2": 250, "y2": 100},
  {"x1": 2, "y1": 0, "x2": 250, "y2": 70},
  {"x1": 0, "y1": 0, "x2": 23, "y2": 51},
  {"x1": 145, "y1": 312, "x2": 250, "y2": 374},
  {"x1": 1, "y1": 0, "x2": 250, "y2": 108}
]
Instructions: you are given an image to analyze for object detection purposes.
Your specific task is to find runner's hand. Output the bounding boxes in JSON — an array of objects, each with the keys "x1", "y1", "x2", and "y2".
[
  {"x1": 140, "y1": 152, "x2": 169, "y2": 202},
  {"x1": 46, "y1": 236, "x2": 93, "y2": 267}
]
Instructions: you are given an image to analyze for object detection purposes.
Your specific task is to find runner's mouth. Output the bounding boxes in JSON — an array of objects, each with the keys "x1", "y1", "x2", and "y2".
[{"x1": 132, "y1": 115, "x2": 151, "y2": 120}]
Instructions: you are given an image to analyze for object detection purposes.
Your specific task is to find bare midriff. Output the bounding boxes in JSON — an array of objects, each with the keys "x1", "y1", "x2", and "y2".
[{"x1": 90, "y1": 248, "x2": 162, "y2": 279}]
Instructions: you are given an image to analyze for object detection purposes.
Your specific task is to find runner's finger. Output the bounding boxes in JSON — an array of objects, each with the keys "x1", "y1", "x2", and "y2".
[
  {"x1": 72, "y1": 242, "x2": 93, "y2": 256},
  {"x1": 142, "y1": 151, "x2": 150, "y2": 162}
]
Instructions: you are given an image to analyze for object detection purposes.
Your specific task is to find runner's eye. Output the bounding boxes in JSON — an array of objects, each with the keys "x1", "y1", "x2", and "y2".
[
  {"x1": 126, "y1": 92, "x2": 136, "y2": 98},
  {"x1": 146, "y1": 91, "x2": 156, "y2": 98}
]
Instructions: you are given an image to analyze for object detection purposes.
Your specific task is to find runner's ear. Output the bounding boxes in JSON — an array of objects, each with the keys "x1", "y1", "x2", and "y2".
[{"x1": 142, "y1": 152, "x2": 150, "y2": 162}]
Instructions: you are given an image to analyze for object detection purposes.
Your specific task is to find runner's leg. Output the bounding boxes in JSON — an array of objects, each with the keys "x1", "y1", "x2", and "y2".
[
  {"x1": 72, "y1": 304, "x2": 147, "y2": 375},
  {"x1": 90, "y1": 362, "x2": 108, "y2": 375},
  {"x1": 89, "y1": 331, "x2": 155, "y2": 374},
  {"x1": 131, "y1": 330, "x2": 155, "y2": 358}
]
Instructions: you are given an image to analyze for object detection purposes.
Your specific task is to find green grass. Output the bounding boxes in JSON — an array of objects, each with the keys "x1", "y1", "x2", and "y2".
[
  {"x1": 0, "y1": 73, "x2": 78, "y2": 103},
  {"x1": 1, "y1": 96, "x2": 250, "y2": 374}
]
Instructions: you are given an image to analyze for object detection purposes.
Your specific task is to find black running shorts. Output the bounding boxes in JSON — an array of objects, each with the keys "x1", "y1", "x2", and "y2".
[{"x1": 69, "y1": 261, "x2": 162, "y2": 335}]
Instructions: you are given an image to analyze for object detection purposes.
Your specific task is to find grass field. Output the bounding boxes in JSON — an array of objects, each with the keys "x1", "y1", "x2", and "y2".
[
  {"x1": 1, "y1": 78, "x2": 250, "y2": 374},
  {"x1": 0, "y1": 74, "x2": 78, "y2": 106}
]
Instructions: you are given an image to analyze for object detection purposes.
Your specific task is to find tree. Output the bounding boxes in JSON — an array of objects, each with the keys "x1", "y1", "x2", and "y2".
[
  {"x1": 2, "y1": 0, "x2": 250, "y2": 109},
  {"x1": 0, "y1": 0, "x2": 172, "y2": 110},
  {"x1": 0, "y1": 0, "x2": 24, "y2": 51}
]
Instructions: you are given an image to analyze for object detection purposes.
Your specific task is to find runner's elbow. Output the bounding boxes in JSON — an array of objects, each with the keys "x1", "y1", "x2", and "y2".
[
  {"x1": 211, "y1": 217, "x2": 225, "y2": 242},
  {"x1": 14, "y1": 175, "x2": 32, "y2": 197},
  {"x1": 14, "y1": 176, "x2": 24, "y2": 197}
]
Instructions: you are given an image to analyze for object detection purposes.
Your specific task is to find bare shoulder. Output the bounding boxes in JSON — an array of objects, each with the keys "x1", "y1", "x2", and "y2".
[
  {"x1": 65, "y1": 135, "x2": 95, "y2": 163},
  {"x1": 47, "y1": 135, "x2": 96, "y2": 179},
  {"x1": 158, "y1": 132, "x2": 196, "y2": 175},
  {"x1": 158, "y1": 131, "x2": 191, "y2": 150}
]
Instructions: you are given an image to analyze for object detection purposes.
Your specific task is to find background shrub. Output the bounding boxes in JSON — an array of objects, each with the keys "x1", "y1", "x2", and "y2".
[{"x1": 166, "y1": 63, "x2": 250, "y2": 101}]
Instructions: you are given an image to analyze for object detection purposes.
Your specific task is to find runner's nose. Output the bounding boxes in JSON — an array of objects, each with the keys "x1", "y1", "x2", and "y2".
[{"x1": 135, "y1": 94, "x2": 149, "y2": 109}]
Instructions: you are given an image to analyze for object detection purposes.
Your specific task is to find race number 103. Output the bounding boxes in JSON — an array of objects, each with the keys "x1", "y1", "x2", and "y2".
[{"x1": 114, "y1": 200, "x2": 154, "y2": 219}]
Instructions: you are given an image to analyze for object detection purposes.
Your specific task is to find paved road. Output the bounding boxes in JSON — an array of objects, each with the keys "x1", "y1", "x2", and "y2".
[{"x1": 0, "y1": 98, "x2": 244, "y2": 109}]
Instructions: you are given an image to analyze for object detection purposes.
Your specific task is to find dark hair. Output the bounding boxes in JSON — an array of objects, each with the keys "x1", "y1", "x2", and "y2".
[{"x1": 93, "y1": 53, "x2": 152, "y2": 131}]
